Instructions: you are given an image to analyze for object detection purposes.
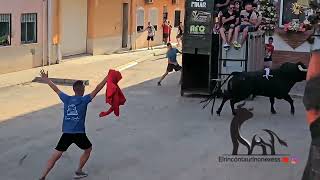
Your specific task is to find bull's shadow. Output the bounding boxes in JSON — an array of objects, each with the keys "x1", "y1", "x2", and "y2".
[{"x1": 230, "y1": 103, "x2": 288, "y2": 155}]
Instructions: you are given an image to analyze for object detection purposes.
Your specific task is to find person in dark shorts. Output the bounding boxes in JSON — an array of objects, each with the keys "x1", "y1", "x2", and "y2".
[
  {"x1": 176, "y1": 22, "x2": 183, "y2": 47},
  {"x1": 219, "y1": 2, "x2": 239, "y2": 50},
  {"x1": 232, "y1": 2, "x2": 257, "y2": 49},
  {"x1": 38, "y1": 70, "x2": 108, "y2": 180},
  {"x1": 162, "y1": 20, "x2": 170, "y2": 44},
  {"x1": 264, "y1": 37, "x2": 274, "y2": 68},
  {"x1": 144, "y1": 22, "x2": 156, "y2": 50},
  {"x1": 158, "y1": 43, "x2": 182, "y2": 86}
]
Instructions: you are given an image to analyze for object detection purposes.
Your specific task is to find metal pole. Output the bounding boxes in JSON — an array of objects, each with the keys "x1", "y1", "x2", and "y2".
[{"x1": 47, "y1": 0, "x2": 52, "y2": 67}]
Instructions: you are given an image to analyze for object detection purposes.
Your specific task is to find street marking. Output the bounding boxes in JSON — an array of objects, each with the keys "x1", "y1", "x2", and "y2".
[{"x1": 117, "y1": 61, "x2": 138, "y2": 72}]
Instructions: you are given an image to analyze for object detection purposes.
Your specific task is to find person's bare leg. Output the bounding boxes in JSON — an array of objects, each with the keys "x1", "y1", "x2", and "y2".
[
  {"x1": 228, "y1": 28, "x2": 234, "y2": 44},
  {"x1": 76, "y1": 147, "x2": 92, "y2": 173},
  {"x1": 158, "y1": 71, "x2": 169, "y2": 85},
  {"x1": 40, "y1": 150, "x2": 63, "y2": 179},
  {"x1": 148, "y1": 40, "x2": 150, "y2": 49},
  {"x1": 233, "y1": 26, "x2": 240, "y2": 42},
  {"x1": 240, "y1": 28, "x2": 249, "y2": 45},
  {"x1": 219, "y1": 27, "x2": 227, "y2": 43}
]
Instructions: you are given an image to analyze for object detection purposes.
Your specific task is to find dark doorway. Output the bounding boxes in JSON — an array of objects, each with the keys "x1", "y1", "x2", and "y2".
[{"x1": 122, "y1": 3, "x2": 129, "y2": 48}]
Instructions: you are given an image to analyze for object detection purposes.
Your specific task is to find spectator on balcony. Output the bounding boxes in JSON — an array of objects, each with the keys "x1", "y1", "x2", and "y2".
[
  {"x1": 253, "y1": 3, "x2": 262, "y2": 31},
  {"x1": 215, "y1": 0, "x2": 231, "y2": 12},
  {"x1": 242, "y1": 0, "x2": 255, "y2": 8},
  {"x1": 232, "y1": 2, "x2": 257, "y2": 49},
  {"x1": 220, "y1": 2, "x2": 239, "y2": 51},
  {"x1": 234, "y1": 1, "x2": 241, "y2": 26}
]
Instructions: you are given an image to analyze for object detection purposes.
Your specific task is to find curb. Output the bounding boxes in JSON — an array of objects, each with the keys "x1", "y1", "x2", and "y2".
[
  {"x1": 112, "y1": 44, "x2": 167, "y2": 54},
  {"x1": 30, "y1": 51, "x2": 162, "y2": 86},
  {"x1": 0, "y1": 49, "x2": 165, "y2": 88},
  {"x1": 33, "y1": 77, "x2": 89, "y2": 86}
]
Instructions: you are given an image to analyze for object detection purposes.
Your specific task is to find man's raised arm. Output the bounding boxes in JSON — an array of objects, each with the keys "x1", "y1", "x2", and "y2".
[
  {"x1": 40, "y1": 69, "x2": 61, "y2": 94},
  {"x1": 90, "y1": 75, "x2": 108, "y2": 99}
]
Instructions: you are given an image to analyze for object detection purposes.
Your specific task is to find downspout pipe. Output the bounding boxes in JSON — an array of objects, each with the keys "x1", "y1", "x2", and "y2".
[
  {"x1": 130, "y1": 0, "x2": 133, "y2": 50},
  {"x1": 42, "y1": 0, "x2": 46, "y2": 67},
  {"x1": 47, "y1": 0, "x2": 52, "y2": 66}
]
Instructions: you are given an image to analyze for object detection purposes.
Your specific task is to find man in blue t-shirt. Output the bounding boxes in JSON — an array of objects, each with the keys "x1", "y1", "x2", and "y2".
[
  {"x1": 39, "y1": 70, "x2": 108, "y2": 180},
  {"x1": 158, "y1": 43, "x2": 182, "y2": 86}
]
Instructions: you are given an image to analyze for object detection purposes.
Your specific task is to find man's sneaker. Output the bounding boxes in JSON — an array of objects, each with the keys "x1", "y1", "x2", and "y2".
[
  {"x1": 233, "y1": 41, "x2": 241, "y2": 49},
  {"x1": 157, "y1": 82, "x2": 161, "y2": 86},
  {"x1": 223, "y1": 43, "x2": 230, "y2": 51},
  {"x1": 73, "y1": 171, "x2": 88, "y2": 179}
]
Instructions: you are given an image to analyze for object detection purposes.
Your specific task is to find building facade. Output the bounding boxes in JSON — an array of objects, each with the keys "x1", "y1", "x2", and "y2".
[
  {"x1": 0, "y1": 0, "x2": 185, "y2": 75},
  {"x1": 271, "y1": 0, "x2": 319, "y2": 66},
  {"x1": 0, "y1": 0, "x2": 47, "y2": 74}
]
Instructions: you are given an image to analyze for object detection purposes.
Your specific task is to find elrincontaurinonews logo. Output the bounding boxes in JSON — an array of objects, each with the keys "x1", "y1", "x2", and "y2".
[{"x1": 218, "y1": 103, "x2": 297, "y2": 164}]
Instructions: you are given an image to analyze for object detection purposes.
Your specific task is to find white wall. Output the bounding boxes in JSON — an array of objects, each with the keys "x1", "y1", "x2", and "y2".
[{"x1": 265, "y1": 33, "x2": 320, "y2": 52}]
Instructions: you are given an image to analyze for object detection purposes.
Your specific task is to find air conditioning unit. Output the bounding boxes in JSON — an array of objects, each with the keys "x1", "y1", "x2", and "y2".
[
  {"x1": 172, "y1": 0, "x2": 178, "y2": 4},
  {"x1": 145, "y1": 0, "x2": 153, "y2": 3}
]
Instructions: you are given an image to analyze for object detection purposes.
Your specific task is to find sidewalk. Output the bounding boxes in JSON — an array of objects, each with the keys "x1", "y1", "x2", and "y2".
[{"x1": 0, "y1": 48, "x2": 168, "y2": 89}]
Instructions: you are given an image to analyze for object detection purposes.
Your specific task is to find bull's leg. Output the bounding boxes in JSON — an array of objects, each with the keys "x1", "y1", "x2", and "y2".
[
  {"x1": 283, "y1": 95, "x2": 295, "y2": 115},
  {"x1": 269, "y1": 97, "x2": 276, "y2": 114},
  {"x1": 217, "y1": 95, "x2": 230, "y2": 116}
]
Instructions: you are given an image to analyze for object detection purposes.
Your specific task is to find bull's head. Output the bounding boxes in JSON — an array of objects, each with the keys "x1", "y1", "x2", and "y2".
[{"x1": 279, "y1": 62, "x2": 308, "y2": 82}]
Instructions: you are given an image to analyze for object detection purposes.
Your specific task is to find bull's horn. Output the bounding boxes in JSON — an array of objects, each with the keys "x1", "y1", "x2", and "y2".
[{"x1": 298, "y1": 65, "x2": 308, "y2": 72}]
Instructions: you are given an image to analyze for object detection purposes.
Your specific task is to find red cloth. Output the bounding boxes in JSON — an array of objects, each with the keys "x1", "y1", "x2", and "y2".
[{"x1": 99, "y1": 69, "x2": 126, "y2": 117}]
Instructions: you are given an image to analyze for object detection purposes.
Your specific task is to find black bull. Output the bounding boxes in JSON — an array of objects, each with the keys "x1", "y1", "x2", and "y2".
[{"x1": 202, "y1": 62, "x2": 308, "y2": 116}]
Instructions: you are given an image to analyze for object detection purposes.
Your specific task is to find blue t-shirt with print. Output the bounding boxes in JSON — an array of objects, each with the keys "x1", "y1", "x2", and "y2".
[
  {"x1": 167, "y1": 48, "x2": 180, "y2": 63},
  {"x1": 59, "y1": 92, "x2": 92, "y2": 133}
]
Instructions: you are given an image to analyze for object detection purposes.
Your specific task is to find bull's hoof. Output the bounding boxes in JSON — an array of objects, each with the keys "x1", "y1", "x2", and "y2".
[
  {"x1": 232, "y1": 112, "x2": 237, "y2": 116},
  {"x1": 291, "y1": 110, "x2": 295, "y2": 115},
  {"x1": 216, "y1": 111, "x2": 221, "y2": 116},
  {"x1": 271, "y1": 110, "x2": 277, "y2": 114}
]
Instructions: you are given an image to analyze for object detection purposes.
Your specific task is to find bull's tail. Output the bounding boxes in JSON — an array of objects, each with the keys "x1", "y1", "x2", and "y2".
[{"x1": 201, "y1": 73, "x2": 235, "y2": 114}]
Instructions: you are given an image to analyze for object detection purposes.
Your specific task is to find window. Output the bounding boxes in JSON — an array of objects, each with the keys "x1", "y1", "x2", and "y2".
[
  {"x1": 137, "y1": 8, "x2": 145, "y2": 32},
  {"x1": 0, "y1": 14, "x2": 11, "y2": 46},
  {"x1": 21, "y1": 13, "x2": 37, "y2": 44},
  {"x1": 174, "y1": 10, "x2": 181, "y2": 27},
  {"x1": 149, "y1": 8, "x2": 159, "y2": 31}
]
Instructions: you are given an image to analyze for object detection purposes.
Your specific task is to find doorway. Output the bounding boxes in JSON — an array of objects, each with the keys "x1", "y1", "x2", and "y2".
[
  {"x1": 122, "y1": 3, "x2": 129, "y2": 48},
  {"x1": 60, "y1": 0, "x2": 87, "y2": 57}
]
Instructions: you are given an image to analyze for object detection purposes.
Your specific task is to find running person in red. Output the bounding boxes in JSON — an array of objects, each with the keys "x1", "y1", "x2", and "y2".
[
  {"x1": 38, "y1": 70, "x2": 108, "y2": 180},
  {"x1": 158, "y1": 43, "x2": 182, "y2": 86}
]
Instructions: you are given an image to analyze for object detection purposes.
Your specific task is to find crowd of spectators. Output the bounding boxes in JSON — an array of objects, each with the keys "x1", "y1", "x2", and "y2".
[{"x1": 215, "y1": 0, "x2": 262, "y2": 51}]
